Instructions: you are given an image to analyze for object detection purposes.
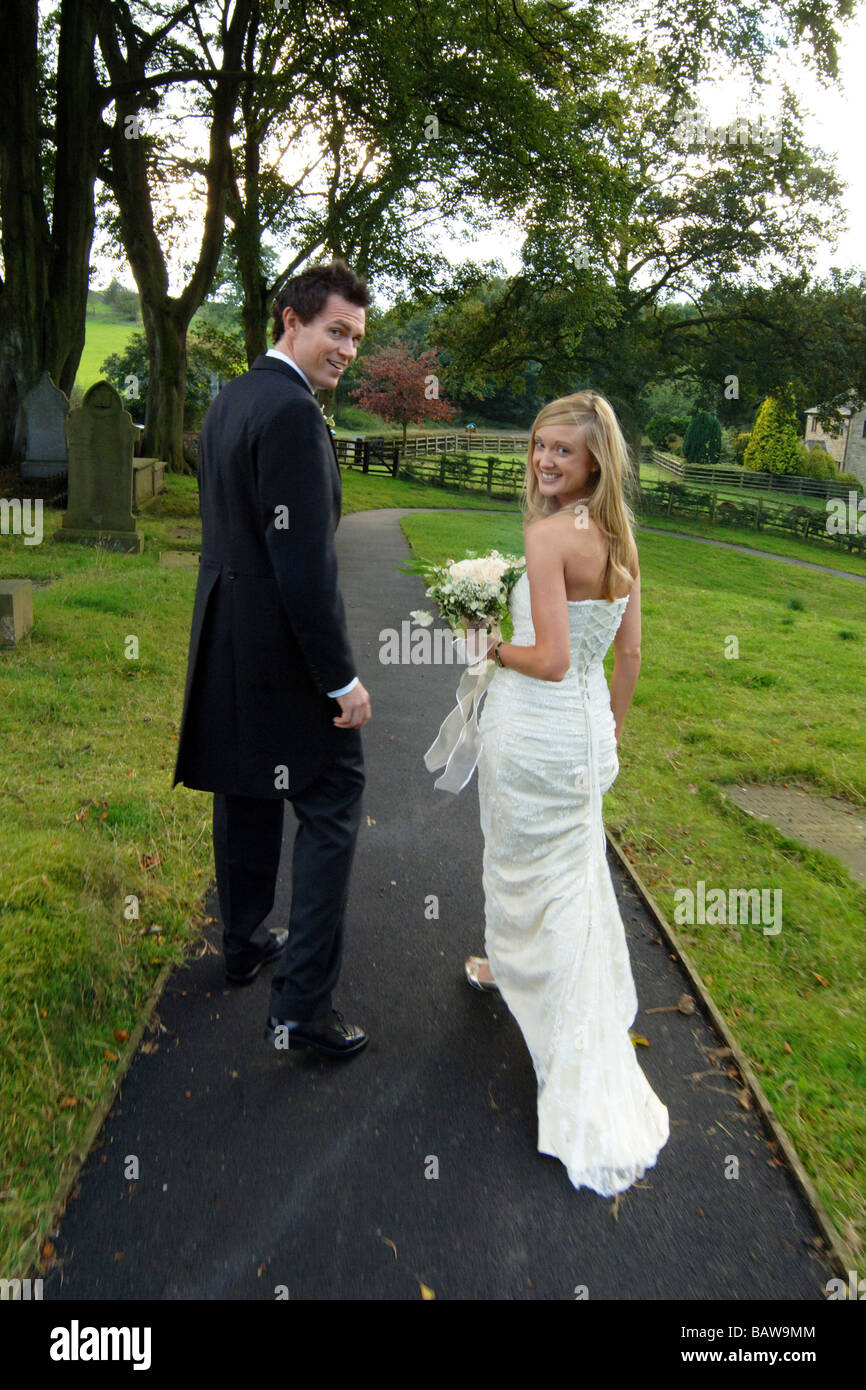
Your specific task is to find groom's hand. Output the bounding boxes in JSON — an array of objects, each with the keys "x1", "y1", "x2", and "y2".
[{"x1": 333, "y1": 680, "x2": 372, "y2": 729}]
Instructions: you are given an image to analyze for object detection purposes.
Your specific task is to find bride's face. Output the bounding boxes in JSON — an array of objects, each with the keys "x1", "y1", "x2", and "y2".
[{"x1": 532, "y1": 423, "x2": 595, "y2": 506}]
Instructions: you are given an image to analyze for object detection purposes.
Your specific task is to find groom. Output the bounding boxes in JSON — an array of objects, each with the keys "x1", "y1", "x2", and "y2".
[{"x1": 173, "y1": 259, "x2": 372, "y2": 1057}]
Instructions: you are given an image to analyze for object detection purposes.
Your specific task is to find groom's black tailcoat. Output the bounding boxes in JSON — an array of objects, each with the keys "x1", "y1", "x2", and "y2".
[{"x1": 172, "y1": 354, "x2": 360, "y2": 799}]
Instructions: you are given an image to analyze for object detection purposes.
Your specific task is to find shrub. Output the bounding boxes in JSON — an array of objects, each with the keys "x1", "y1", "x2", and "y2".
[
  {"x1": 732, "y1": 432, "x2": 751, "y2": 464},
  {"x1": 798, "y1": 445, "x2": 837, "y2": 480},
  {"x1": 744, "y1": 389, "x2": 802, "y2": 475},
  {"x1": 646, "y1": 413, "x2": 689, "y2": 450},
  {"x1": 682, "y1": 410, "x2": 722, "y2": 466}
]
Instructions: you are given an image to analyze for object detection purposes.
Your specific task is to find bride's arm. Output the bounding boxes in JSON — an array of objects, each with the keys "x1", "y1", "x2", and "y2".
[
  {"x1": 609, "y1": 566, "x2": 641, "y2": 743},
  {"x1": 486, "y1": 522, "x2": 570, "y2": 682}
]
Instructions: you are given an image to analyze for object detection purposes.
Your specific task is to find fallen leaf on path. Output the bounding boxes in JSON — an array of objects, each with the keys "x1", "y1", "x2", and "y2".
[
  {"x1": 419, "y1": 1281, "x2": 435, "y2": 1300},
  {"x1": 629, "y1": 1031, "x2": 650, "y2": 1047},
  {"x1": 382, "y1": 1237, "x2": 397, "y2": 1260}
]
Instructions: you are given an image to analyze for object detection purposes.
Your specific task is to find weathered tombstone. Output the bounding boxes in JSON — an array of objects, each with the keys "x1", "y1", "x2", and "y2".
[
  {"x1": 0, "y1": 579, "x2": 34, "y2": 646},
  {"x1": 158, "y1": 550, "x2": 199, "y2": 569},
  {"x1": 58, "y1": 380, "x2": 143, "y2": 553},
  {"x1": 20, "y1": 373, "x2": 69, "y2": 480}
]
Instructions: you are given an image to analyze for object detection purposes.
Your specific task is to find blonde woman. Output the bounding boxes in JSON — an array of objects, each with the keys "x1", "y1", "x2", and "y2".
[{"x1": 469, "y1": 391, "x2": 669, "y2": 1196}]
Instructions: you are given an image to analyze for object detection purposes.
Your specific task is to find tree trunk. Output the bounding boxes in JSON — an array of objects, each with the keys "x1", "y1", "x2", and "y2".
[
  {"x1": 0, "y1": 0, "x2": 104, "y2": 466},
  {"x1": 142, "y1": 305, "x2": 188, "y2": 473}
]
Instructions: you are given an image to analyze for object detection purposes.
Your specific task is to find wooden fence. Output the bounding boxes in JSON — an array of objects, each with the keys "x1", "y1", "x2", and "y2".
[
  {"x1": 392, "y1": 432, "x2": 530, "y2": 457},
  {"x1": 333, "y1": 436, "x2": 399, "y2": 474},
  {"x1": 397, "y1": 451, "x2": 525, "y2": 498},
  {"x1": 642, "y1": 447, "x2": 860, "y2": 501},
  {"x1": 334, "y1": 438, "x2": 527, "y2": 496},
  {"x1": 639, "y1": 479, "x2": 865, "y2": 553}
]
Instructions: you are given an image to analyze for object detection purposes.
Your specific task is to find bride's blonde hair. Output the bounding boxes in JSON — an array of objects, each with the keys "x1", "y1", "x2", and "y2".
[{"x1": 522, "y1": 391, "x2": 638, "y2": 599}]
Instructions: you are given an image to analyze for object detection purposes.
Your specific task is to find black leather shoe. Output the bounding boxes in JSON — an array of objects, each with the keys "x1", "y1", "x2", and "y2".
[
  {"x1": 264, "y1": 1009, "x2": 368, "y2": 1058},
  {"x1": 225, "y1": 928, "x2": 288, "y2": 985}
]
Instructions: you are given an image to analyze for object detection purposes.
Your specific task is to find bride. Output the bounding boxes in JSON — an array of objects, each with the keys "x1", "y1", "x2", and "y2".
[{"x1": 468, "y1": 390, "x2": 669, "y2": 1197}]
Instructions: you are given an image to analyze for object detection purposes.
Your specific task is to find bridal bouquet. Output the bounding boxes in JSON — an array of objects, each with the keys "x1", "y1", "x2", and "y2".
[
  {"x1": 413, "y1": 550, "x2": 525, "y2": 792},
  {"x1": 406, "y1": 549, "x2": 525, "y2": 637}
]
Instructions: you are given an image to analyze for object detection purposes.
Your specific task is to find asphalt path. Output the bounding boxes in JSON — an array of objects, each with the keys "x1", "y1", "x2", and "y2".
[{"x1": 44, "y1": 508, "x2": 837, "y2": 1302}]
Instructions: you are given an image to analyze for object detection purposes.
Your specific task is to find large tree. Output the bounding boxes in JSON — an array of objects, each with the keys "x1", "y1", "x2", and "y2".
[
  {"x1": 350, "y1": 341, "x2": 456, "y2": 447},
  {"x1": 667, "y1": 270, "x2": 866, "y2": 431},
  {"x1": 0, "y1": 0, "x2": 107, "y2": 467},
  {"x1": 223, "y1": 0, "x2": 630, "y2": 366},
  {"x1": 431, "y1": 38, "x2": 848, "y2": 444},
  {"x1": 96, "y1": 0, "x2": 253, "y2": 471}
]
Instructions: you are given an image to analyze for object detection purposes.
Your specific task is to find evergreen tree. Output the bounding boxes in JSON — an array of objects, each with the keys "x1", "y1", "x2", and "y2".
[
  {"x1": 743, "y1": 389, "x2": 802, "y2": 474},
  {"x1": 682, "y1": 410, "x2": 722, "y2": 466}
]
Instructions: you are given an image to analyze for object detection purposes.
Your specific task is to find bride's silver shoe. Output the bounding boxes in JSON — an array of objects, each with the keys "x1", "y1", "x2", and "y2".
[{"x1": 465, "y1": 956, "x2": 500, "y2": 993}]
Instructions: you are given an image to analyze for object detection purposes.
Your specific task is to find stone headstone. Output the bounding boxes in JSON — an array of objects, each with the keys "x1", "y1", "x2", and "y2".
[
  {"x1": 58, "y1": 381, "x2": 142, "y2": 553},
  {"x1": 21, "y1": 373, "x2": 69, "y2": 480},
  {"x1": 0, "y1": 579, "x2": 34, "y2": 646},
  {"x1": 158, "y1": 550, "x2": 199, "y2": 569}
]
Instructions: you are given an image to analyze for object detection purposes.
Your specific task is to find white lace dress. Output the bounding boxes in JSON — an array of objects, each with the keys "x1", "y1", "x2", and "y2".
[{"x1": 477, "y1": 571, "x2": 669, "y2": 1196}]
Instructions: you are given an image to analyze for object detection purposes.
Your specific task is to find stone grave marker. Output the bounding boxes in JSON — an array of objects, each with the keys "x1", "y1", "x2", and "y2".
[
  {"x1": 58, "y1": 381, "x2": 142, "y2": 553},
  {"x1": 0, "y1": 579, "x2": 34, "y2": 646},
  {"x1": 20, "y1": 373, "x2": 69, "y2": 480}
]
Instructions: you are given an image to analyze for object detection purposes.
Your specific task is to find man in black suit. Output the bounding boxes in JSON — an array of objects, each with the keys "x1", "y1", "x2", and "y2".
[{"x1": 173, "y1": 259, "x2": 371, "y2": 1057}]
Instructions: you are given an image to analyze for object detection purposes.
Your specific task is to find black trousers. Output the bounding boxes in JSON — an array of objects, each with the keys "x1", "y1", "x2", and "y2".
[{"x1": 212, "y1": 735, "x2": 364, "y2": 1021}]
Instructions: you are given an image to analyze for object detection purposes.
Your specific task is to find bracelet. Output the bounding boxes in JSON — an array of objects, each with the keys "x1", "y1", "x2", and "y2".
[{"x1": 492, "y1": 640, "x2": 505, "y2": 667}]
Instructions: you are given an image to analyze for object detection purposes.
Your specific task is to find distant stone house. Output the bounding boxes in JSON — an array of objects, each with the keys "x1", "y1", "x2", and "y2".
[{"x1": 803, "y1": 402, "x2": 866, "y2": 485}]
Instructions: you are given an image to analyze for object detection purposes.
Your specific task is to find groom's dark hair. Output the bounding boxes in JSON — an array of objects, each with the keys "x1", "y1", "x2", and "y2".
[{"x1": 271, "y1": 259, "x2": 369, "y2": 342}]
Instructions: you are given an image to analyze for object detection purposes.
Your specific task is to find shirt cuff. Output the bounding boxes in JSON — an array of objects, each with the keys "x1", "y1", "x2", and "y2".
[{"x1": 327, "y1": 676, "x2": 358, "y2": 699}]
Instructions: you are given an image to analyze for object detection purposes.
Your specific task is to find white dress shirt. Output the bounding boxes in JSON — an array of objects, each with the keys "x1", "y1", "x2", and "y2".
[{"x1": 265, "y1": 347, "x2": 358, "y2": 700}]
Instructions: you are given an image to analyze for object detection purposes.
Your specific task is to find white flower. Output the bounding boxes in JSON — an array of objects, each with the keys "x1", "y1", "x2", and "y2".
[
  {"x1": 410, "y1": 609, "x2": 434, "y2": 626},
  {"x1": 449, "y1": 553, "x2": 512, "y2": 585}
]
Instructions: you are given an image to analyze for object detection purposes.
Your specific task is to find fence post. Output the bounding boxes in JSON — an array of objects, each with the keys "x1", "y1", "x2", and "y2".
[
  {"x1": 756, "y1": 498, "x2": 762, "y2": 529},
  {"x1": 362, "y1": 441, "x2": 369, "y2": 474},
  {"x1": 392, "y1": 445, "x2": 400, "y2": 478},
  {"x1": 439, "y1": 457, "x2": 446, "y2": 487},
  {"x1": 487, "y1": 459, "x2": 494, "y2": 496}
]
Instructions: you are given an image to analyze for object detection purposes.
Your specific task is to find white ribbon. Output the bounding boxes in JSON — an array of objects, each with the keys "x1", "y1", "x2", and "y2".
[{"x1": 424, "y1": 643, "x2": 498, "y2": 794}]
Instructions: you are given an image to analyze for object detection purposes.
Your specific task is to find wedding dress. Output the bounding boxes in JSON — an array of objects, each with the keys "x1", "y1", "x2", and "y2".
[{"x1": 475, "y1": 570, "x2": 669, "y2": 1196}]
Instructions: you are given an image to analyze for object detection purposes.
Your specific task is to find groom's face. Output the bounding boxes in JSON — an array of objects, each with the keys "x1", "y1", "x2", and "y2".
[{"x1": 278, "y1": 293, "x2": 365, "y2": 390}]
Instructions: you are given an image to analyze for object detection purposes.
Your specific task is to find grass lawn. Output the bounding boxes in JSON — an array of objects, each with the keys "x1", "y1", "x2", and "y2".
[
  {"x1": 75, "y1": 317, "x2": 142, "y2": 395},
  {"x1": 0, "y1": 493, "x2": 215, "y2": 1275},
  {"x1": 639, "y1": 512, "x2": 866, "y2": 578},
  {"x1": 400, "y1": 508, "x2": 866, "y2": 1264}
]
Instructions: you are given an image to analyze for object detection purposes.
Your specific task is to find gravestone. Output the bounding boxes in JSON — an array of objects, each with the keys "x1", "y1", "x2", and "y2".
[
  {"x1": 58, "y1": 381, "x2": 142, "y2": 553},
  {"x1": 0, "y1": 580, "x2": 34, "y2": 646},
  {"x1": 20, "y1": 373, "x2": 69, "y2": 480}
]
